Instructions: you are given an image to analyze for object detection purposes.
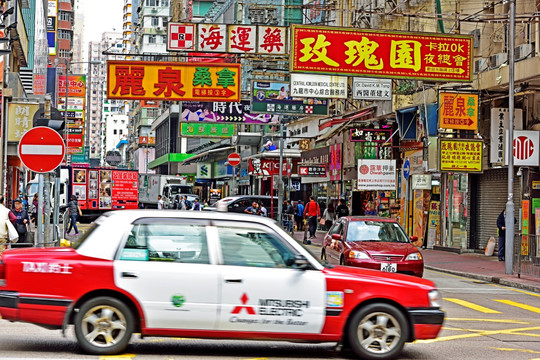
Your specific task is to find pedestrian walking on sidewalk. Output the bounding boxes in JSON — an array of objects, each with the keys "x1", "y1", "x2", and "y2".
[
  {"x1": 497, "y1": 209, "x2": 506, "y2": 261},
  {"x1": 323, "y1": 202, "x2": 335, "y2": 231},
  {"x1": 0, "y1": 195, "x2": 17, "y2": 256},
  {"x1": 66, "y1": 195, "x2": 82, "y2": 235},
  {"x1": 304, "y1": 196, "x2": 321, "y2": 239},
  {"x1": 295, "y1": 200, "x2": 305, "y2": 231},
  {"x1": 12, "y1": 199, "x2": 29, "y2": 243}
]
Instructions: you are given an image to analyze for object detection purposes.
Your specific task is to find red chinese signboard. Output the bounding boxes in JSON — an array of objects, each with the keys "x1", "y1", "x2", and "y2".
[
  {"x1": 290, "y1": 25, "x2": 473, "y2": 82},
  {"x1": 107, "y1": 60, "x2": 241, "y2": 102}
]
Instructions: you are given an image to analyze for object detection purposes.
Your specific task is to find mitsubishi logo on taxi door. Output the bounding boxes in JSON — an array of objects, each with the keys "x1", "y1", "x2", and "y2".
[{"x1": 231, "y1": 293, "x2": 256, "y2": 315}]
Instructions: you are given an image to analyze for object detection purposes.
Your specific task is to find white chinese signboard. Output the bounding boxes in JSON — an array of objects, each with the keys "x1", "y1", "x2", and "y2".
[
  {"x1": 411, "y1": 174, "x2": 432, "y2": 190},
  {"x1": 357, "y1": 159, "x2": 397, "y2": 191},
  {"x1": 490, "y1": 108, "x2": 523, "y2": 164},
  {"x1": 352, "y1": 77, "x2": 392, "y2": 100},
  {"x1": 168, "y1": 23, "x2": 287, "y2": 55},
  {"x1": 290, "y1": 74, "x2": 348, "y2": 99}
]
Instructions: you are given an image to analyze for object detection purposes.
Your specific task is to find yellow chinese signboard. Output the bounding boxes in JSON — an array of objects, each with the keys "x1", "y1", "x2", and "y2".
[
  {"x1": 107, "y1": 60, "x2": 241, "y2": 102},
  {"x1": 439, "y1": 92, "x2": 478, "y2": 131},
  {"x1": 8, "y1": 103, "x2": 39, "y2": 142},
  {"x1": 439, "y1": 139, "x2": 483, "y2": 172}
]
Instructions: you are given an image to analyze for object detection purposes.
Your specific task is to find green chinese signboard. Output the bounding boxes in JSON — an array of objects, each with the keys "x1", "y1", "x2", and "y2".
[{"x1": 180, "y1": 123, "x2": 235, "y2": 138}]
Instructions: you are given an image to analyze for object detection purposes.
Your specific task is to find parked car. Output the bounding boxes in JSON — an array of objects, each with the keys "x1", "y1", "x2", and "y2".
[
  {"x1": 0, "y1": 210, "x2": 442, "y2": 358},
  {"x1": 321, "y1": 217, "x2": 424, "y2": 277},
  {"x1": 204, "y1": 195, "x2": 279, "y2": 218}
]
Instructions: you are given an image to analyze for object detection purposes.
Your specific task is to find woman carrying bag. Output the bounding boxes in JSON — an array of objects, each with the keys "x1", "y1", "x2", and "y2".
[
  {"x1": 322, "y1": 202, "x2": 335, "y2": 231},
  {"x1": 66, "y1": 195, "x2": 82, "y2": 235}
]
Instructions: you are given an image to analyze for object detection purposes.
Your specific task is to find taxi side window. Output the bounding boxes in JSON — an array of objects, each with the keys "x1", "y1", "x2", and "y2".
[
  {"x1": 120, "y1": 223, "x2": 209, "y2": 264},
  {"x1": 218, "y1": 226, "x2": 296, "y2": 268}
]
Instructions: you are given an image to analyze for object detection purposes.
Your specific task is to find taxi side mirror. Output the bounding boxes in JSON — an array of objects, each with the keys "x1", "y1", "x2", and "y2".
[
  {"x1": 332, "y1": 234, "x2": 342, "y2": 241},
  {"x1": 410, "y1": 236, "x2": 418, "y2": 243},
  {"x1": 293, "y1": 255, "x2": 310, "y2": 270}
]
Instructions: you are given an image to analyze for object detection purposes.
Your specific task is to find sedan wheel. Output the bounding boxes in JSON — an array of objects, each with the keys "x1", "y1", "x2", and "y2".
[
  {"x1": 74, "y1": 296, "x2": 134, "y2": 355},
  {"x1": 347, "y1": 303, "x2": 408, "y2": 360}
]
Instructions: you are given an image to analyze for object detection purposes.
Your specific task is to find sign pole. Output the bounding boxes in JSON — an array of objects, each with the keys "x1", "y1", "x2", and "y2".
[
  {"x1": 53, "y1": 174, "x2": 60, "y2": 243},
  {"x1": 505, "y1": 0, "x2": 516, "y2": 274},
  {"x1": 43, "y1": 174, "x2": 51, "y2": 246},
  {"x1": 37, "y1": 174, "x2": 44, "y2": 247},
  {"x1": 278, "y1": 118, "x2": 284, "y2": 224}
]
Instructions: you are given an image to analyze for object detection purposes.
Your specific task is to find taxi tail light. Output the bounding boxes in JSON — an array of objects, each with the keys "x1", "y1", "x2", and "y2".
[{"x1": 0, "y1": 260, "x2": 5, "y2": 285}]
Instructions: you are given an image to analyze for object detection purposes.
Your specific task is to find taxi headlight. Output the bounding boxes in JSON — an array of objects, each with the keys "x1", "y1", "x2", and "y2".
[
  {"x1": 349, "y1": 250, "x2": 369, "y2": 259},
  {"x1": 428, "y1": 290, "x2": 442, "y2": 308},
  {"x1": 405, "y1": 252, "x2": 423, "y2": 261}
]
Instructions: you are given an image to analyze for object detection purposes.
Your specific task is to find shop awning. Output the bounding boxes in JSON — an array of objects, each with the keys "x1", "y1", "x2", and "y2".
[
  {"x1": 243, "y1": 148, "x2": 302, "y2": 160},
  {"x1": 396, "y1": 106, "x2": 419, "y2": 140},
  {"x1": 318, "y1": 107, "x2": 375, "y2": 131},
  {"x1": 181, "y1": 146, "x2": 234, "y2": 165}
]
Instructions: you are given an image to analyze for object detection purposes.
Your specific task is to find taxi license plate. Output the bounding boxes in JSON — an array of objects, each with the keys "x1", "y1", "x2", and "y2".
[{"x1": 380, "y1": 263, "x2": 397, "y2": 272}]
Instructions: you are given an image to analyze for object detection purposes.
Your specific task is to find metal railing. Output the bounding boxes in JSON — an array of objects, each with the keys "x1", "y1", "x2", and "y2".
[{"x1": 513, "y1": 233, "x2": 540, "y2": 278}]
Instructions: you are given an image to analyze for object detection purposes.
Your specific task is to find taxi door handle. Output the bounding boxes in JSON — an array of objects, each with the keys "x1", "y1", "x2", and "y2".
[
  {"x1": 121, "y1": 272, "x2": 138, "y2": 279},
  {"x1": 224, "y1": 278, "x2": 243, "y2": 283}
]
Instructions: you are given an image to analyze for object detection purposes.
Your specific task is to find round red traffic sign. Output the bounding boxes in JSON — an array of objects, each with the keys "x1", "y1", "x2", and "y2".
[
  {"x1": 18, "y1": 126, "x2": 66, "y2": 173},
  {"x1": 228, "y1": 152, "x2": 241, "y2": 167}
]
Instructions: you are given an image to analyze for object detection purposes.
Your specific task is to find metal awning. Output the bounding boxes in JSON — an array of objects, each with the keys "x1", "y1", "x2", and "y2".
[
  {"x1": 181, "y1": 146, "x2": 234, "y2": 165},
  {"x1": 243, "y1": 148, "x2": 302, "y2": 160}
]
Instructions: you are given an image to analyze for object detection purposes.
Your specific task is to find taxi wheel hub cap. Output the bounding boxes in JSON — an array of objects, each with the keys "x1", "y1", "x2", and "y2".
[
  {"x1": 357, "y1": 312, "x2": 401, "y2": 354},
  {"x1": 82, "y1": 305, "x2": 127, "y2": 347}
]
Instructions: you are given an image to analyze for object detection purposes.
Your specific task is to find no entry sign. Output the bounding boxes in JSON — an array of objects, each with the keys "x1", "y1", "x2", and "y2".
[
  {"x1": 18, "y1": 127, "x2": 66, "y2": 173},
  {"x1": 228, "y1": 152, "x2": 241, "y2": 167}
]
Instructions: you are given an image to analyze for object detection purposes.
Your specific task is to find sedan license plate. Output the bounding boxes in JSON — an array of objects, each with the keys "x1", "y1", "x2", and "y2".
[{"x1": 381, "y1": 263, "x2": 397, "y2": 272}]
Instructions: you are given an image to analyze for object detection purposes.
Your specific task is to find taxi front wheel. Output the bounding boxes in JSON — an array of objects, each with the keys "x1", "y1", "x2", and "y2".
[
  {"x1": 347, "y1": 303, "x2": 408, "y2": 360},
  {"x1": 74, "y1": 296, "x2": 135, "y2": 355}
]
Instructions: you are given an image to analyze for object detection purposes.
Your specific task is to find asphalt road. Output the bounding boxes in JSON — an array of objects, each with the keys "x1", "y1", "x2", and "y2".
[{"x1": 1, "y1": 269, "x2": 540, "y2": 359}]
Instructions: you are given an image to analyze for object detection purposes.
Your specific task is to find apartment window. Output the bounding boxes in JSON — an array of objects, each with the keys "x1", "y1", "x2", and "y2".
[
  {"x1": 151, "y1": 17, "x2": 159, "y2": 26},
  {"x1": 57, "y1": 30, "x2": 72, "y2": 40},
  {"x1": 59, "y1": 12, "x2": 72, "y2": 22},
  {"x1": 114, "y1": 129, "x2": 118, "y2": 135},
  {"x1": 148, "y1": 35, "x2": 156, "y2": 44},
  {"x1": 58, "y1": 49, "x2": 71, "y2": 58},
  {"x1": 120, "y1": 130, "x2": 123, "y2": 135},
  {"x1": 145, "y1": 0, "x2": 157, "y2": 6}
]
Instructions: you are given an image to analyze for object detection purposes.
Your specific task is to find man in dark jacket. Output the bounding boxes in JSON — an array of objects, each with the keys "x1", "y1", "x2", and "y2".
[{"x1": 496, "y1": 209, "x2": 506, "y2": 261}]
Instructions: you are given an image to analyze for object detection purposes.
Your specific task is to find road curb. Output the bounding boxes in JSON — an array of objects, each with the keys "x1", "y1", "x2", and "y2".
[{"x1": 425, "y1": 265, "x2": 540, "y2": 294}]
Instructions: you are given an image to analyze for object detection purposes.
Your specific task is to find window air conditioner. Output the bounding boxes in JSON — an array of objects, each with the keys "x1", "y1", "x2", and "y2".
[
  {"x1": 489, "y1": 52, "x2": 507, "y2": 68},
  {"x1": 515, "y1": 44, "x2": 533, "y2": 61},
  {"x1": 474, "y1": 58, "x2": 489, "y2": 74}
]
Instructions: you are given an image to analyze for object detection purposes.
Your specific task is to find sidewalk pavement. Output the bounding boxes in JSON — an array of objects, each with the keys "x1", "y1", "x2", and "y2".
[{"x1": 291, "y1": 229, "x2": 540, "y2": 294}]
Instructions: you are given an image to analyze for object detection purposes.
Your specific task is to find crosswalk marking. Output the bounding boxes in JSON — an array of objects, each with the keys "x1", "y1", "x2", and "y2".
[
  {"x1": 494, "y1": 300, "x2": 540, "y2": 313},
  {"x1": 444, "y1": 298, "x2": 501, "y2": 313}
]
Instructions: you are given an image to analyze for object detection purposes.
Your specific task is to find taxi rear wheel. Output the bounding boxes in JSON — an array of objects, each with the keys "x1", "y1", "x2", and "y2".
[
  {"x1": 347, "y1": 303, "x2": 408, "y2": 360},
  {"x1": 74, "y1": 296, "x2": 134, "y2": 355}
]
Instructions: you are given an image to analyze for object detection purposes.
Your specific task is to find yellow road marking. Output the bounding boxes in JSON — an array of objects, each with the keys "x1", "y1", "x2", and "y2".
[
  {"x1": 445, "y1": 317, "x2": 529, "y2": 324},
  {"x1": 508, "y1": 332, "x2": 540, "y2": 338},
  {"x1": 99, "y1": 355, "x2": 136, "y2": 360},
  {"x1": 444, "y1": 298, "x2": 501, "y2": 313},
  {"x1": 488, "y1": 283, "x2": 540, "y2": 298},
  {"x1": 490, "y1": 348, "x2": 540, "y2": 354},
  {"x1": 495, "y1": 299, "x2": 540, "y2": 313},
  {"x1": 416, "y1": 325, "x2": 540, "y2": 344}
]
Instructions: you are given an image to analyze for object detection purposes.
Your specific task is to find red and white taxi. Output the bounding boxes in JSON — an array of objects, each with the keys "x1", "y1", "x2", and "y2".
[{"x1": 0, "y1": 211, "x2": 443, "y2": 359}]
